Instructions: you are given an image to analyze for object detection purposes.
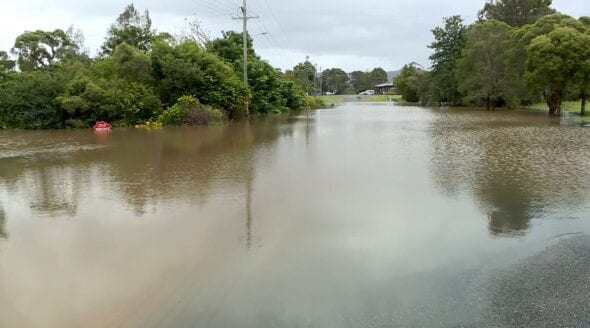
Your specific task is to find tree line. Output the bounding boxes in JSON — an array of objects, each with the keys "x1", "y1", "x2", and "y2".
[
  {"x1": 394, "y1": 0, "x2": 590, "y2": 116},
  {"x1": 283, "y1": 61, "x2": 390, "y2": 95},
  {"x1": 0, "y1": 4, "x2": 307, "y2": 129}
]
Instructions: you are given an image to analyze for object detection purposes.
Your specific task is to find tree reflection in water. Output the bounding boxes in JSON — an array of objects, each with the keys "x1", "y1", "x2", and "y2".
[
  {"x1": 0, "y1": 205, "x2": 7, "y2": 240},
  {"x1": 0, "y1": 115, "x2": 298, "y2": 249},
  {"x1": 430, "y1": 110, "x2": 590, "y2": 237}
]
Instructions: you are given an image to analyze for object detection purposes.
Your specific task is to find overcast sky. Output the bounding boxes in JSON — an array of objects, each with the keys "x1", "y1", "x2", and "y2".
[{"x1": 0, "y1": 0, "x2": 588, "y2": 72}]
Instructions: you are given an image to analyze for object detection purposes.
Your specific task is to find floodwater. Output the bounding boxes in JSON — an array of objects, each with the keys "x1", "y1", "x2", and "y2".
[{"x1": 1, "y1": 103, "x2": 590, "y2": 327}]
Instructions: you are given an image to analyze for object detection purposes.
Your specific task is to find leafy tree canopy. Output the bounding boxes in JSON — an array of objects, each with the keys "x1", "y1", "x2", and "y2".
[
  {"x1": 526, "y1": 26, "x2": 590, "y2": 115},
  {"x1": 369, "y1": 68, "x2": 388, "y2": 86},
  {"x1": 322, "y1": 68, "x2": 349, "y2": 95},
  {"x1": 395, "y1": 63, "x2": 428, "y2": 103},
  {"x1": 11, "y1": 29, "x2": 77, "y2": 71},
  {"x1": 0, "y1": 51, "x2": 15, "y2": 72},
  {"x1": 478, "y1": 0, "x2": 556, "y2": 27},
  {"x1": 102, "y1": 3, "x2": 154, "y2": 55},
  {"x1": 428, "y1": 15, "x2": 468, "y2": 105},
  {"x1": 456, "y1": 20, "x2": 513, "y2": 109}
]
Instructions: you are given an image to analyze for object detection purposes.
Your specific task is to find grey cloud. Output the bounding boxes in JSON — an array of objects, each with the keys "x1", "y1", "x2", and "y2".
[{"x1": 1, "y1": 0, "x2": 588, "y2": 71}]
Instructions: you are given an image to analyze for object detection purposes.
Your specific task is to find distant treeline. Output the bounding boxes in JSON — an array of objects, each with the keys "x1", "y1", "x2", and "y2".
[
  {"x1": 0, "y1": 4, "x2": 313, "y2": 129},
  {"x1": 394, "y1": 0, "x2": 590, "y2": 116}
]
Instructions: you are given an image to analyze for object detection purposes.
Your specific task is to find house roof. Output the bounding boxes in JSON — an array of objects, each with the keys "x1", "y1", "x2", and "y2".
[{"x1": 375, "y1": 82, "x2": 394, "y2": 87}]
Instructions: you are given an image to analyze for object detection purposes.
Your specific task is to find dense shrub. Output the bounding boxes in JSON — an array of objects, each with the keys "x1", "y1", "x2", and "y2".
[{"x1": 158, "y1": 95, "x2": 224, "y2": 125}]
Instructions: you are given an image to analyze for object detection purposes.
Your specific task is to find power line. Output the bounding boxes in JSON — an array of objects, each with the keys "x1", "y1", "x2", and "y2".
[{"x1": 192, "y1": 0, "x2": 233, "y2": 17}]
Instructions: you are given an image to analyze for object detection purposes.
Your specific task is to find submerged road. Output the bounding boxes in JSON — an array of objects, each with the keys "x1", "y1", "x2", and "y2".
[{"x1": 485, "y1": 235, "x2": 590, "y2": 327}]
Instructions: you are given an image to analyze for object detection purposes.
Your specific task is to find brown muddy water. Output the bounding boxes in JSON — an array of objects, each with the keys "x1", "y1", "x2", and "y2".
[{"x1": 1, "y1": 103, "x2": 589, "y2": 327}]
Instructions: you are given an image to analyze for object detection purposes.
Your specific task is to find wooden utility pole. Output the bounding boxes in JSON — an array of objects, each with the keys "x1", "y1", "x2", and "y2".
[{"x1": 233, "y1": 0, "x2": 258, "y2": 117}]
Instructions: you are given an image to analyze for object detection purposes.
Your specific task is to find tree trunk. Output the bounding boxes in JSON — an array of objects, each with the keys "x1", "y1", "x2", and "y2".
[
  {"x1": 581, "y1": 95, "x2": 587, "y2": 116},
  {"x1": 486, "y1": 97, "x2": 491, "y2": 111},
  {"x1": 546, "y1": 90, "x2": 562, "y2": 116}
]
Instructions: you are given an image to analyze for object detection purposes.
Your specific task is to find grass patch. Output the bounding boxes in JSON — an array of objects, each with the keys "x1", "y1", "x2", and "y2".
[
  {"x1": 525, "y1": 101, "x2": 584, "y2": 113},
  {"x1": 365, "y1": 95, "x2": 402, "y2": 102},
  {"x1": 316, "y1": 95, "x2": 344, "y2": 104}
]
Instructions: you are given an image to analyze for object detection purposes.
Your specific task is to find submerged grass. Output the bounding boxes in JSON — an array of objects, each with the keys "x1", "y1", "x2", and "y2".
[
  {"x1": 525, "y1": 101, "x2": 585, "y2": 114},
  {"x1": 365, "y1": 95, "x2": 402, "y2": 102},
  {"x1": 316, "y1": 95, "x2": 344, "y2": 104}
]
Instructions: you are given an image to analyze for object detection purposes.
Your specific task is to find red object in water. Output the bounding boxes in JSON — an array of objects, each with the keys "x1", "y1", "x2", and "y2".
[{"x1": 93, "y1": 121, "x2": 112, "y2": 130}]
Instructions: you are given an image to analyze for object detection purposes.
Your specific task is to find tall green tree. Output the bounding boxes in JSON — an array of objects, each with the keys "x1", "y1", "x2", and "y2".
[
  {"x1": 11, "y1": 29, "x2": 77, "y2": 71},
  {"x1": 394, "y1": 63, "x2": 427, "y2": 103},
  {"x1": 526, "y1": 27, "x2": 590, "y2": 115},
  {"x1": 369, "y1": 67, "x2": 388, "y2": 86},
  {"x1": 321, "y1": 68, "x2": 349, "y2": 94},
  {"x1": 287, "y1": 61, "x2": 316, "y2": 94},
  {"x1": 349, "y1": 71, "x2": 373, "y2": 93},
  {"x1": 456, "y1": 20, "x2": 513, "y2": 110},
  {"x1": 503, "y1": 14, "x2": 586, "y2": 107},
  {"x1": 428, "y1": 15, "x2": 467, "y2": 105},
  {"x1": 208, "y1": 31, "x2": 302, "y2": 113},
  {"x1": 102, "y1": 3, "x2": 154, "y2": 55},
  {"x1": 478, "y1": 0, "x2": 556, "y2": 27}
]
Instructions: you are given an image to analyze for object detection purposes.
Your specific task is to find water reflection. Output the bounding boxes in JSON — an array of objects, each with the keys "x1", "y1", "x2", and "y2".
[
  {"x1": 0, "y1": 205, "x2": 7, "y2": 239},
  {"x1": 0, "y1": 115, "x2": 296, "y2": 221},
  {"x1": 430, "y1": 110, "x2": 590, "y2": 237}
]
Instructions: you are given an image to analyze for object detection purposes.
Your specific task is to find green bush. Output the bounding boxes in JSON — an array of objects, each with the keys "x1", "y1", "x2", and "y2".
[
  {"x1": 158, "y1": 95, "x2": 225, "y2": 126},
  {"x1": 0, "y1": 71, "x2": 65, "y2": 129}
]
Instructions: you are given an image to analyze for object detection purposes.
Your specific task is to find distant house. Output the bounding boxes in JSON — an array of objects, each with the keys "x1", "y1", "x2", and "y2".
[{"x1": 375, "y1": 82, "x2": 394, "y2": 95}]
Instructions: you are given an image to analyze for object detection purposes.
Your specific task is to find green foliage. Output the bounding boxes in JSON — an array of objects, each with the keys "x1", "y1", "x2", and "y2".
[
  {"x1": 0, "y1": 51, "x2": 15, "y2": 72},
  {"x1": 478, "y1": 0, "x2": 556, "y2": 27},
  {"x1": 322, "y1": 68, "x2": 348, "y2": 94},
  {"x1": 0, "y1": 5, "x2": 308, "y2": 130},
  {"x1": 0, "y1": 71, "x2": 65, "y2": 129},
  {"x1": 526, "y1": 27, "x2": 590, "y2": 115},
  {"x1": 286, "y1": 60, "x2": 317, "y2": 94},
  {"x1": 456, "y1": 20, "x2": 513, "y2": 109},
  {"x1": 101, "y1": 3, "x2": 154, "y2": 55},
  {"x1": 117, "y1": 82, "x2": 161, "y2": 123},
  {"x1": 369, "y1": 68, "x2": 388, "y2": 86},
  {"x1": 308, "y1": 96, "x2": 325, "y2": 109},
  {"x1": 158, "y1": 95, "x2": 224, "y2": 125},
  {"x1": 395, "y1": 63, "x2": 428, "y2": 103},
  {"x1": 501, "y1": 14, "x2": 584, "y2": 107},
  {"x1": 428, "y1": 15, "x2": 468, "y2": 105},
  {"x1": 151, "y1": 40, "x2": 248, "y2": 115},
  {"x1": 112, "y1": 42, "x2": 152, "y2": 83},
  {"x1": 350, "y1": 71, "x2": 373, "y2": 93},
  {"x1": 276, "y1": 79, "x2": 305, "y2": 110},
  {"x1": 208, "y1": 31, "x2": 304, "y2": 113},
  {"x1": 206, "y1": 31, "x2": 254, "y2": 65},
  {"x1": 11, "y1": 29, "x2": 77, "y2": 71}
]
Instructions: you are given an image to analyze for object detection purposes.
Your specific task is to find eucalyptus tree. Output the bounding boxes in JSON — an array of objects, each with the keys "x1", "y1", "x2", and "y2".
[
  {"x1": 478, "y1": 0, "x2": 556, "y2": 27},
  {"x1": 456, "y1": 20, "x2": 513, "y2": 110},
  {"x1": 322, "y1": 68, "x2": 349, "y2": 94},
  {"x1": 102, "y1": 3, "x2": 154, "y2": 55},
  {"x1": 428, "y1": 15, "x2": 467, "y2": 105},
  {"x1": 11, "y1": 29, "x2": 77, "y2": 71}
]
